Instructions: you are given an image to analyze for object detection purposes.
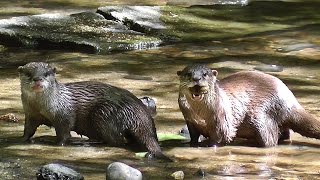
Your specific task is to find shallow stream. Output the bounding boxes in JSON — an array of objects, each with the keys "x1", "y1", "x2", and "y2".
[{"x1": 0, "y1": 0, "x2": 320, "y2": 179}]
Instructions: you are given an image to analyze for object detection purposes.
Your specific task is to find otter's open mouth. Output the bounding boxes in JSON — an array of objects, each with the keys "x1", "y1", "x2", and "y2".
[
  {"x1": 192, "y1": 93, "x2": 204, "y2": 101},
  {"x1": 189, "y1": 85, "x2": 208, "y2": 101}
]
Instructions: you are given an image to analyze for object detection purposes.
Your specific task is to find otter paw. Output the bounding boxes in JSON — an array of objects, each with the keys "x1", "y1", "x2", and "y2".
[
  {"x1": 145, "y1": 152, "x2": 173, "y2": 162},
  {"x1": 22, "y1": 136, "x2": 34, "y2": 144},
  {"x1": 145, "y1": 152, "x2": 155, "y2": 160}
]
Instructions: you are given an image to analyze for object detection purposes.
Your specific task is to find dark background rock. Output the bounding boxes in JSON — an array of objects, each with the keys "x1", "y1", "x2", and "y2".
[
  {"x1": 0, "y1": 6, "x2": 165, "y2": 54},
  {"x1": 97, "y1": 6, "x2": 165, "y2": 34}
]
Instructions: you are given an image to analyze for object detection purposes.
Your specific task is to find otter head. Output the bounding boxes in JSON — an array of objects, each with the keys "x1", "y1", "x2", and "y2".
[
  {"x1": 18, "y1": 62, "x2": 57, "y2": 93},
  {"x1": 177, "y1": 64, "x2": 218, "y2": 101}
]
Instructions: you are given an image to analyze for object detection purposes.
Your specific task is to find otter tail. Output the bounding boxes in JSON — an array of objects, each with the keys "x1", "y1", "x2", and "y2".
[{"x1": 289, "y1": 108, "x2": 320, "y2": 139}]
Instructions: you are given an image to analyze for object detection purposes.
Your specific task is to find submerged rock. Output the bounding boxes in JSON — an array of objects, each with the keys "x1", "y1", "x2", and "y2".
[
  {"x1": 36, "y1": 163, "x2": 84, "y2": 180},
  {"x1": 277, "y1": 42, "x2": 320, "y2": 53},
  {"x1": 0, "y1": 6, "x2": 165, "y2": 54},
  {"x1": 0, "y1": 113, "x2": 19, "y2": 122},
  {"x1": 106, "y1": 162, "x2": 142, "y2": 180},
  {"x1": 171, "y1": 170, "x2": 184, "y2": 180},
  {"x1": 196, "y1": 168, "x2": 209, "y2": 178},
  {"x1": 0, "y1": 159, "x2": 22, "y2": 179},
  {"x1": 253, "y1": 64, "x2": 283, "y2": 72}
]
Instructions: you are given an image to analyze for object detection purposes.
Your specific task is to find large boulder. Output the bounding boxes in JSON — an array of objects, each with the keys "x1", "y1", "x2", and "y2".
[
  {"x1": 97, "y1": 6, "x2": 165, "y2": 34},
  {"x1": 0, "y1": 6, "x2": 165, "y2": 54},
  {"x1": 106, "y1": 162, "x2": 142, "y2": 180}
]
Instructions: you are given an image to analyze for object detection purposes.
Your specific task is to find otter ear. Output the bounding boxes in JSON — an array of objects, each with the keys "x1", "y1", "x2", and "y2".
[
  {"x1": 211, "y1": 69, "x2": 218, "y2": 77},
  {"x1": 18, "y1": 66, "x2": 24, "y2": 73},
  {"x1": 177, "y1": 71, "x2": 182, "y2": 76}
]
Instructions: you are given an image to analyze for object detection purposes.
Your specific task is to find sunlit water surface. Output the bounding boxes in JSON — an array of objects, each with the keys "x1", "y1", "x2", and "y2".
[{"x1": 0, "y1": 0, "x2": 320, "y2": 179}]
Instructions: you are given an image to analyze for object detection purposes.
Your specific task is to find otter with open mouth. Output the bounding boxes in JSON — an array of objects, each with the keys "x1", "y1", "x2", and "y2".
[
  {"x1": 177, "y1": 64, "x2": 320, "y2": 147},
  {"x1": 189, "y1": 85, "x2": 208, "y2": 101}
]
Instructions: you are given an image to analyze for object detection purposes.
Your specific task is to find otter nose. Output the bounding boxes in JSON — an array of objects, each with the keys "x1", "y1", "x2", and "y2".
[{"x1": 193, "y1": 76, "x2": 201, "y2": 82}]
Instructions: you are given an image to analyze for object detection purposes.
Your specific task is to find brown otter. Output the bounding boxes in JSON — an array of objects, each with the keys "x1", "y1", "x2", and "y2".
[
  {"x1": 177, "y1": 64, "x2": 320, "y2": 147},
  {"x1": 18, "y1": 62, "x2": 167, "y2": 159}
]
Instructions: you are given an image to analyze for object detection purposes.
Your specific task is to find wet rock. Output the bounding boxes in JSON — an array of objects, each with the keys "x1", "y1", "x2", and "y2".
[
  {"x1": 196, "y1": 168, "x2": 209, "y2": 178},
  {"x1": 0, "y1": 7, "x2": 164, "y2": 54},
  {"x1": 36, "y1": 163, "x2": 84, "y2": 180},
  {"x1": 106, "y1": 162, "x2": 142, "y2": 180},
  {"x1": 0, "y1": 159, "x2": 22, "y2": 179},
  {"x1": 139, "y1": 96, "x2": 157, "y2": 118},
  {"x1": 179, "y1": 125, "x2": 208, "y2": 143},
  {"x1": 277, "y1": 43, "x2": 320, "y2": 53},
  {"x1": 179, "y1": 125, "x2": 209, "y2": 144},
  {"x1": 171, "y1": 170, "x2": 184, "y2": 180},
  {"x1": 0, "y1": 113, "x2": 19, "y2": 122},
  {"x1": 253, "y1": 64, "x2": 283, "y2": 72},
  {"x1": 97, "y1": 6, "x2": 165, "y2": 34},
  {"x1": 179, "y1": 125, "x2": 191, "y2": 139}
]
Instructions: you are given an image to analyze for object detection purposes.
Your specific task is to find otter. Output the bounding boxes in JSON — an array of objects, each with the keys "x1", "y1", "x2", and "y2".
[
  {"x1": 18, "y1": 62, "x2": 167, "y2": 159},
  {"x1": 177, "y1": 64, "x2": 320, "y2": 147}
]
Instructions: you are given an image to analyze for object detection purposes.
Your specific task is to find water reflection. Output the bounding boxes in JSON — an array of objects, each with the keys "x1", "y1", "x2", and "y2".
[{"x1": 1, "y1": 0, "x2": 320, "y2": 179}]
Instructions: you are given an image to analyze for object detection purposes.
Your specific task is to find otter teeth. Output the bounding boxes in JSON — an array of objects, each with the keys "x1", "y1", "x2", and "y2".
[{"x1": 192, "y1": 94, "x2": 204, "y2": 101}]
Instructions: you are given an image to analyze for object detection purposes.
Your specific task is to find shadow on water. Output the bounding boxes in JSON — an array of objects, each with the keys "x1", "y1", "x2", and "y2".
[
  {"x1": 0, "y1": 0, "x2": 320, "y2": 179},
  {"x1": 163, "y1": 1, "x2": 320, "y2": 43},
  {"x1": 191, "y1": 1, "x2": 320, "y2": 24}
]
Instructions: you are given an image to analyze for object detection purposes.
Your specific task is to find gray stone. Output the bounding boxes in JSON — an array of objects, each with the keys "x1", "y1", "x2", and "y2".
[
  {"x1": 278, "y1": 43, "x2": 320, "y2": 53},
  {"x1": 179, "y1": 125, "x2": 206, "y2": 142},
  {"x1": 97, "y1": 6, "x2": 165, "y2": 34},
  {"x1": 36, "y1": 163, "x2": 84, "y2": 180},
  {"x1": 139, "y1": 96, "x2": 157, "y2": 118},
  {"x1": 253, "y1": 64, "x2": 283, "y2": 72},
  {"x1": 171, "y1": 170, "x2": 184, "y2": 180},
  {"x1": 106, "y1": 162, "x2": 142, "y2": 180},
  {"x1": 0, "y1": 7, "x2": 164, "y2": 54}
]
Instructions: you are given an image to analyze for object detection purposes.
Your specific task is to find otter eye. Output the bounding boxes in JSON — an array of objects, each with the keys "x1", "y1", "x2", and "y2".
[
  {"x1": 23, "y1": 72, "x2": 33, "y2": 81},
  {"x1": 186, "y1": 73, "x2": 193, "y2": 79},
  {"x1": 44, "y1": 72, "x2": 50, "y2": 77},
  {"x1": 44, "y1": 70, "x2": 53, "y2": 77},
  {"x1": 25, "y1": 72, "x2": 32, "y2": 78},
  {"x1": 203, "y1": 72, "x2": 208, "y2": 77}
]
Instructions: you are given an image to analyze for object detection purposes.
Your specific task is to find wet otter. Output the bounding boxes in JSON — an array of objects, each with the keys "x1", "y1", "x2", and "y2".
[
  {"x1": 177, "y1": 64, "x2": 320, "y2": 147},
  {"x1": 18, "y1": 62, "x2": 167, "y2": 159}
]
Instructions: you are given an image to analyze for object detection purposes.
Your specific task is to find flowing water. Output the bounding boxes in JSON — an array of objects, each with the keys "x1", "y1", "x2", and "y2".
[{"x1": 0, "y1": 0, "x2": 320, "y2": 179}]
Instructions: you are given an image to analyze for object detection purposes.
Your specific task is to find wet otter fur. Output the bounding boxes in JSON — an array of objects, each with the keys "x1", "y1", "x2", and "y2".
[
  {"x1": 177, "y1": 64, "x2": 320, "y2": 147},
  {"x1": 18, "y1": 62, "x2": 167, "y2": 159}
]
